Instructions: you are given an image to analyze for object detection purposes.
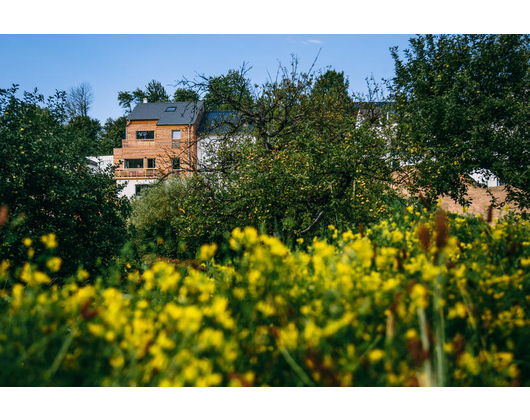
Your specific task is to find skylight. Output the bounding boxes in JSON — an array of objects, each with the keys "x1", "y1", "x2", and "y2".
[{"x1": 165, "y1": 107, "x2": 177, "y2": 112}]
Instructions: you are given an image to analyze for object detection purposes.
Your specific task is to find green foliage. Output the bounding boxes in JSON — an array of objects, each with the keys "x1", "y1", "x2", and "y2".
[
  {"x1": 0, "y1": 85, "x2": 130, "y2": 276},
  {"x1": 390, "y1": 34, "x2": 530, "y2": 208},
  {"x1": 1, "y1": 209, "x2": 530, "y2": 386},
  {"x1": 65, "y1": 115, "x2": 102, "y2": 156},
  {"x1": 173, "y1": 88, "x2": 200, "y2": 102},
  {"x1": 118, "y1": 79, "x2": 169, "y2": 112},
  {"x1": 202, "y1": 68, "x2": 254, "y2": 111},
  {"x1": 97, "y1": 116, "x2": 126, "y2": 155},
  {"x1": 132, "y1": 61, "x2": 399, "y2": 259},
  {"x1": 129, "y1": 176, "x2": 228, "y2": 260}
]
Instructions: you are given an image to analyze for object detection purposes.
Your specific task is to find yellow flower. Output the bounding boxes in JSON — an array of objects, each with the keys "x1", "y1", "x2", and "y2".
[
  {"x1": 0, "y1": 260, "x2": 10, "y2": 278},
  {"x1": 12, "y1": 283, "x2": 24, "y2": 299},
  {"x1": 256, "y1": 300, "x2": 275, "y2": 317},
  {"x1": 40, "y1": 233, "x2": 58, "y2": 249},
  {"x1": 136, "y1": 299, "x2": 149, "y2": 309},
  {"x1": 232, "y1": 287, "x2": 245, "y2": 300},
  {"x1": 520, "y1": 257, "x2": 530, "y2": 268},
  {"x1": 382, "y1": 277, "x2": 400, "y2": 292},
  {"x1": 448, "y1": 302, "x2": 467, "y2": 319},
  {"x1": 368, "y1": 349, "x2": 385, "y2": 363},
  {"x1": 230, "y1": 226, "x2": 259, "y2": 250},
  {"x1": 77, "y1": 268, "x2": 89, "y2": 282},
  {"x1": 391, "y1": 230, "x2": 404, "y2": 243},
  {"x1": 22, "y1": 238, "x2": 32, "y2": 247},
  {"x1": 494, "y1": 352, "x2": 513, "y2": 370},
  {"x1": 262, "y1": 235, "x2": 289, "y2": 257},
  {"x1": 304, "y1": 320, "x2": 322, "y2": 347},
  {"x1": 46, "y1": 257, "x2": 62, "y2": 273},
  {"x1": 279, "y1": 323, "x2": 299, "y2": 349},
  {"x1": 458, "y1": 352, "x2": 480, "y2": 376},
  {"x1": 199, "y1": 243, "x2": 218, "y2": 261},
  {"x1": 411, "y1": 284, "x2": 429, "y2": 309},
  {"x1": 19, "y1": 263, "x2": 51, "y2": 286},
  {"x1": 342, "y1": 231, "x2": 354, "y2": 242},
  {"x1": 405, "y1": 329, "x2": 417, "y2": 339},
  {"x1": 110, "y1": 355, "x2": 124, "y2": 368},
  {"x1": 88, "y1": 323, "x2": 105, "y2": 337}
]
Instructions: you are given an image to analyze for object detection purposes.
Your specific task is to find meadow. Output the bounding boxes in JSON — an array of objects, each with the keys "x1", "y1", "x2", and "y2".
[{"x1": 1, "y1": 202, "x2": 528, "y2": 386}]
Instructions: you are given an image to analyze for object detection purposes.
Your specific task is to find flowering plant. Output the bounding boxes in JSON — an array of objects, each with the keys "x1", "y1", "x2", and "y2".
[{"x1": 1, "y1": 206, "x2": 528, "y2": 386}]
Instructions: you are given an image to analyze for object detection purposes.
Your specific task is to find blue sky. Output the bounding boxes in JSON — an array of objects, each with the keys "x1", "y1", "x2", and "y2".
[{"x1": 0, "y1": 34, "x2": 415, "y2": 123}]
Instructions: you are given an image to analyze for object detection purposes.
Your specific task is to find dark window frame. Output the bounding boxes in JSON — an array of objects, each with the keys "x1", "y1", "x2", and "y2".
[
  {"x1": 124, "y1": 158, "x2": 144, "y2": 169},
  {"x1": 136, "y1": 130, "x2": 155, "y2": 140},
  {"x1": 172, "y1": 158, "x2": 181, "y2": 170}
]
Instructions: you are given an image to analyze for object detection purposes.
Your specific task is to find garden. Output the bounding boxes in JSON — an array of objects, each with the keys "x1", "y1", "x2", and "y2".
[
  {"x1": 2, "y1": 34, "x2": 530, "y2": 387},
  {"x1": 1, "y1": 204, "x2": 529, "y2": 386}
]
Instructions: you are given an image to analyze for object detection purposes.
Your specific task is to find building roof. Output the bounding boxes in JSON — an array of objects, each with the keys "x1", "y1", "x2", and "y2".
[
  {"x1": 127, "y1": 101, "x2": 204, "y2": 126},
  {"x1": 197, "y1": 110, "x2": 242, "y2": 134}
]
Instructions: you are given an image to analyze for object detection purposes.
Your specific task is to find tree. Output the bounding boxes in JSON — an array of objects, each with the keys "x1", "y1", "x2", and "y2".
[
  {"x1": 66, "y1": 82, "x2": 94, "y2": 118},
  {"x1": 173, "y1": 88, "x2": 200, "y2": 102},
  {"x1": 97, "y1": 116, "x2": 127, "y2": 155},
  {"x1": 183, "y1": 60, "x2": 315, "y2": 152},
  {"x1": 0, "y1": 85, "x2": 130, "y2": 275},
  {"x1": 311, "y1": 69, "x2": 351, "y2": 104},
  {"x1": 390, "y1": 34, "x2": 530, "y2": 208},
  {"x1": 65, "y1": 115, "x2": 102, "y2": 156},
  {"x1": 118, "y1": 79, "x2": 169, "y2": 112},
  {"x1": 133, "y1": 59, "x2": 398, "y2": 258},
  {"x1": 201, "y1": 68, "x2": 254, "y2": 111}
]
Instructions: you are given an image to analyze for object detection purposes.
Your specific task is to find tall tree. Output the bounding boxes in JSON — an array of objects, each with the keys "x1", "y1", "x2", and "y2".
[
  {"x1": 0, "y1": 85, "x2": 130, "y2": 275},
  {"x1": 118, "y1": 79, "x2": 169, "y2": 112},
  {"x1": 201, "y1": 68, "x2": 254, "y2": 111},
  {"x1": 66, "y1": 82, "x2": 94, "y2": 118},
  {"x1": 65, "y1": 115, "x2": 102, "y2": 156},
  {"x1": 98, "y1": 116, "x2": 127, "y2": 155},
  {"x1": 173, "y1": 88, "x2": 200, "y2": 102},
  {"x1": 390, "y1": 34, "x2": 530, "y2": 208}
]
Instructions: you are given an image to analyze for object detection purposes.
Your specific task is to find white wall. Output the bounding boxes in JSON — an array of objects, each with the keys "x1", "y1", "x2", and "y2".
[
  {"x1": 117, "y1": 178, "x2": 158, "y2": 199},
  {"x1": 86, "y1": 155, "x2": 114, "y2": 171},
  {"x1": 470, "y1": 170, "x2": 503, "y2": 187}
]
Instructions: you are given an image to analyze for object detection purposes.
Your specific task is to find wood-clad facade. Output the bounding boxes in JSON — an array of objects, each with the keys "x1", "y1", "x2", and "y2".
[{"x1": 113, "y1": 102, "x2": 204, "y2": 196}]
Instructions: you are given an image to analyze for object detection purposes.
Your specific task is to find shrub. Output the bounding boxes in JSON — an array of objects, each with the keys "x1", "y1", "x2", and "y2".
[{"x1": 0, "y1": 85, "x2": 130, "y2": 277}]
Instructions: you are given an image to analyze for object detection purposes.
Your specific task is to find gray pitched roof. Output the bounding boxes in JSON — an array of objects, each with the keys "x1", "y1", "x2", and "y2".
[{"x1": 127, "y1": 101, "x2": 204, "y2": 125}]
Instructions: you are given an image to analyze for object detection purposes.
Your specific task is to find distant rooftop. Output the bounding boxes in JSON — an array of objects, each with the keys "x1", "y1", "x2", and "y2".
[{"x1": 127, "y1": 101, "x2": 204, "y2": 125}]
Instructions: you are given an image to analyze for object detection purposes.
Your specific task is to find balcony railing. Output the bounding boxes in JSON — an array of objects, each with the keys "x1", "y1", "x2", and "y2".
[{"x1": 115, "y1": 168, "x2": 159, "y2": 179}]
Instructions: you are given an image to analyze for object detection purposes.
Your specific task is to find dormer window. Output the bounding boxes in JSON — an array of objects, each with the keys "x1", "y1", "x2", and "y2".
[{"x1": 165, "y1": 107, "x2": 177, "y2": 112}]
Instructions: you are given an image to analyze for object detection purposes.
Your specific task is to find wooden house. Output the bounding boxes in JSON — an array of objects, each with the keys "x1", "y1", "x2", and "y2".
[{"x1": 113, "y1": 100, "x2": 205, "y2": 197}]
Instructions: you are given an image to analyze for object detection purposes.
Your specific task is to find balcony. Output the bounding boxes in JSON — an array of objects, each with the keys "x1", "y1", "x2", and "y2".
[{"x1": 115, "y1": 168, "x2": 159, "y2": 179}]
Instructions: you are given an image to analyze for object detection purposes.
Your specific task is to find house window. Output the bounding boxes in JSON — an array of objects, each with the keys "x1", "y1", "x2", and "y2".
[
  {"x1": 135, "y1": 184, "x2": 151, "y2": 195},
  {"x1": 147, "y1": 158, "x2": 156, "y2": 168},
  {"x1": 172, "y1": 158, "x2": 181, "y2": 170},
  {"x1": 172, "y1": 130, "x2": 181, "y2": 148},
  {"x1": 124, "y1": 159, "x2": 144, "y2": 169},
  {"x1": 136, "y1": 130, "x2": 154, "y2": 140},
  {"x1": 165, "y1": 107, "x2": 177, "y2": 112}
]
